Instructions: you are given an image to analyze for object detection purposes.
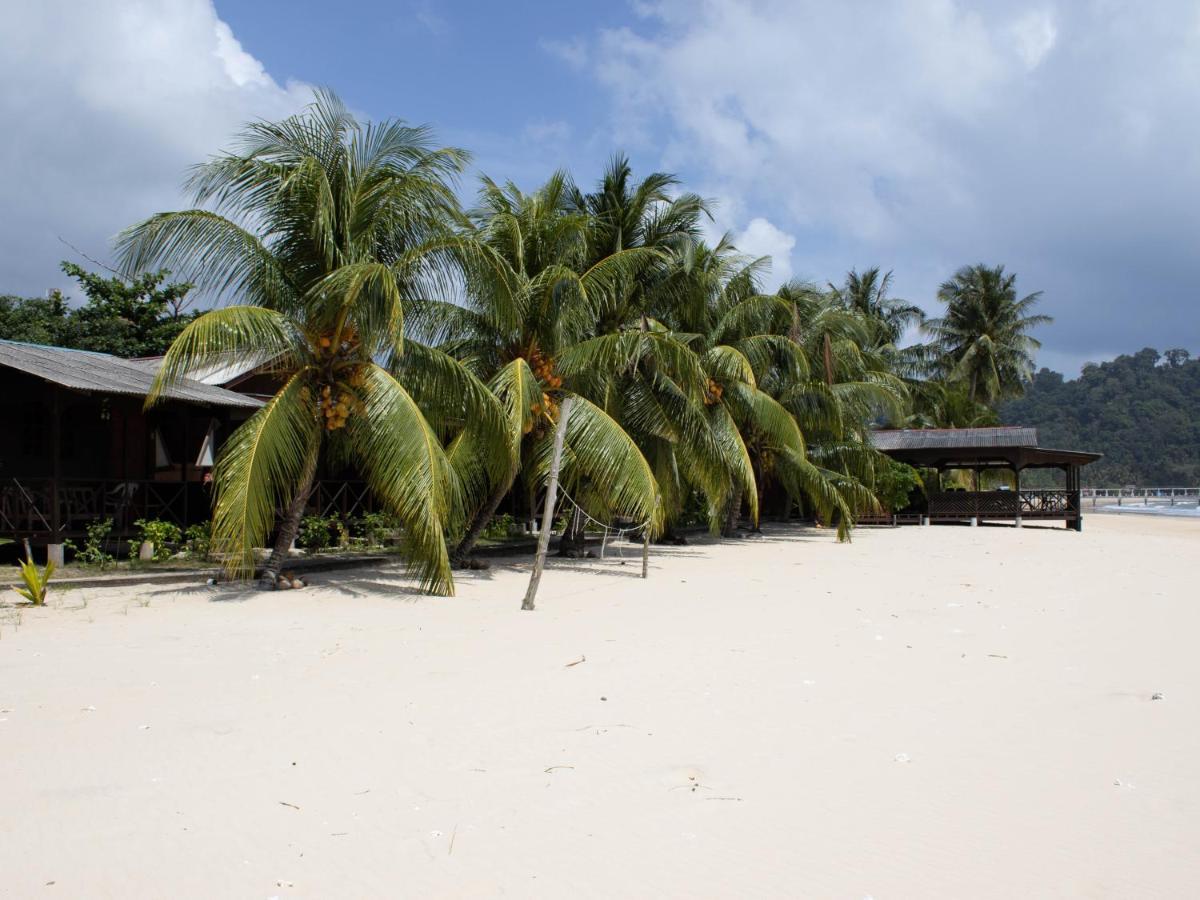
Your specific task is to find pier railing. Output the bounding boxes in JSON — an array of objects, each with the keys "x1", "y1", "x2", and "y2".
[{"x1": 1083, "y1": 487, "x2": 1200, "y2": 508}]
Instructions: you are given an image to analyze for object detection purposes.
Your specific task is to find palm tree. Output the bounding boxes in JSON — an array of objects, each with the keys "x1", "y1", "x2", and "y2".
[
  {"x1": 411, "y1": 172, "x2": 664, "y2": 573},
  {"x1": 829, "y1": 267, "x2": 925, "y2": 349},
  {"x1": 115, "y1": 90, "x2": 500, "y2": 594},
  {"x1": 924, "y1": 264, "x2": 1051, "y2": 406}
]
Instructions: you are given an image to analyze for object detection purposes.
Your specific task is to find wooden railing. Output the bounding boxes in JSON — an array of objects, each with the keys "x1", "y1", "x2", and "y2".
[
  {"x1": 0, "y1": 478, "x2": 192, "y2": 538},
  {"x1": 928, "y1": 489, "x2": 1076, "y2": 521},
  {"x1": 1, "y1": 477, "x2": 381, "y2": 541}
]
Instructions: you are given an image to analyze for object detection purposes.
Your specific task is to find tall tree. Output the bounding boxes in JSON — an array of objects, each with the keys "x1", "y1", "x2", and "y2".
[
  {"x1": 116, "y1": 90, "x2": 499, "y2": 594},
  {"x1": 0, "y1": 262, "x2": 196, "y2": 357},
  {"x1": 924, "y1": 263, "x2": 1051, "y2": 406},
  {"x1": 829, "y1": 267, "x2": 924, "y2": 349},
  {"x1": 412, "y1": 172, "x2": 664, "y2": 567}
]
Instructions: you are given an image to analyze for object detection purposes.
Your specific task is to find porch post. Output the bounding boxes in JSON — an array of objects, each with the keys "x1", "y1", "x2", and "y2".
[
  {"x1": 1014, "y1": 466, "x2": 1022, "y2": 528},
  {"x1": 1070, "y1": 464, "x2": 1082, "y2": 531},
  {"x1": 47, "y1": 387, "x2": 64, "y2": 566}
]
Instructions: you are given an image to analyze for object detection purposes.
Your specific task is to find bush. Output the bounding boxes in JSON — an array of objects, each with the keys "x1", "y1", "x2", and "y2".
[
  {"x1": 874, "y1": 460, "x2": 924, "y2": 513},
  {"x1": 481, "y1": 513, "x2": 516, "y2": 540},
  {"x1": 132, "y1": 518, "x2": 182, "y2": 561},
  {"x1": 13, "y1": 555, "x2": 54, "y2": 605},
  {"x1": 298, "y1": 515, "x2": 333, "y2": 551},
  {"x1": 184, "y1": 521, "x2": 212, "y2": 561},
  {"x1": 356, "y1": 512, "x2": 401, "y2": 547},
  {"x1": 73, "y1": 518, "x2": 115, "y2": 568}
]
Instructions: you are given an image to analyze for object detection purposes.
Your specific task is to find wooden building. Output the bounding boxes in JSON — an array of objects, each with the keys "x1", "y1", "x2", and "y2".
[
  {"x1": 870, "y1": 426, "x2": 1101, "y2": 530},
  {"x1": 0, "y1": 340, "x2": 262, "y2": 556}
]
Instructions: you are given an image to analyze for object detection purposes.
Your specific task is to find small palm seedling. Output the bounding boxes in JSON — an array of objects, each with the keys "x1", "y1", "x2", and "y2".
[{"x1": 13, "y1": 556, "x2": 55, "y2": 606}]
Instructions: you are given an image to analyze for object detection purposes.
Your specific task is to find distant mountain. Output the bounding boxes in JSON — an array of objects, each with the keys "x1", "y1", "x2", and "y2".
[{"x1": 1001, "y1": 348, "x2": 1200, "y2": 486}]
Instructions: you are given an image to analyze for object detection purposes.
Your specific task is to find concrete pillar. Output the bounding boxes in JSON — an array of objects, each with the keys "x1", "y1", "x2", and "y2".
[
  {"x1": 46, "y1": 543, "x2": 65, "y2": 567},
  {"x1": 921, "y1": 516, "x2": 930, "y2": 527},
  {"x1": 970, "y1": 517, "x2": 979, "y2": 527},
  {"x1": 1014, "y1": 516, "x2": 1023, "y2": 528}
]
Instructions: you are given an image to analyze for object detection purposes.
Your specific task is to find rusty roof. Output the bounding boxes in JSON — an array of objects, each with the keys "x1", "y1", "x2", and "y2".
[
  {"x1": 870, "y1": 426, "x2": 1039, "y2": 451},
  {"x1": 0, "y1": 340, "x2": 262, "y2": 408}
]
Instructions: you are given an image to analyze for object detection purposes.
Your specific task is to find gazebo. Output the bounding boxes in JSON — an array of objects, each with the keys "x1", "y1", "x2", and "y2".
[{"x1": 870, "y1": 426, "x2": 1102, "y2": 530}]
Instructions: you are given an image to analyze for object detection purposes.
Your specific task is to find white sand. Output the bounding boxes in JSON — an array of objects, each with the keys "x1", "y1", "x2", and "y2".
[{"x1": 1, "y1": 514, "x2": 1198, "y2": 898}]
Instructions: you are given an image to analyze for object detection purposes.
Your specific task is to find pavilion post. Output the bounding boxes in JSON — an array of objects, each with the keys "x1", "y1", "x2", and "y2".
[
  {"x1": 1014, "y1": 466, "x2": 1022, "y2": 528},
  {"x1": 47, "y1": 386, "x2": 64, "y2": 566},
  {"x1": 1069, "y1": 464, "x2": 1082, "y2": 531}
]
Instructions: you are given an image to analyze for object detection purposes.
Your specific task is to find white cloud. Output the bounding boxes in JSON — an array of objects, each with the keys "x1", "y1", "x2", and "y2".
[
  {"x1": 523, "y1": 119, "x2": 572, "y2": 145},
  {"x1": 0, "y1": 0, "x2": 312, "y2": 297},
  {"x1": 1008, "y1": 8, "x2": 1058, "y2": 70},
  {"x1": 734, "y1": 218, "x2": 795, "y2": 288},
  {"x1": 575, "y1": 0, "x2": 1200, "y2": 371},
  {"x1": 540, "y1": 37, "x2": 590, "y2": 70}
]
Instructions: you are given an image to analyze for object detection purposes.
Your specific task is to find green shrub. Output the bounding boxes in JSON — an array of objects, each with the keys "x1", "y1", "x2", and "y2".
[
  {"x1": 184, "y1": 521, "x2": 212, "y2": 561},
  {"x1": 13, "y1": 555, "x2": 54, "y2": 605},
  {"x1": 356, "y1": 512, "x2": 401, "y2": 547},
  {"x1": 132, "y1": 518, "x2": 182, "y2": 561},
  {"x1": 298, "y1": 515, "x2": 333, "y2": 550},
  {"x1": 74, "y1": 518, "x2": 115, "y2": 568},
  {"x1": 873, "y1": 460, "x2": 924, "y2": 513},
  {"x1": 481, "y1": 513, "x2": 516, "y2": 540}
]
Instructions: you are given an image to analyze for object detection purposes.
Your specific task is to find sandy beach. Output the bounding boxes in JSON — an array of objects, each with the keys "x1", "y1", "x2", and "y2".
[{"x1": 1, "y1": 514, "x2": 1197, "y2": 898}]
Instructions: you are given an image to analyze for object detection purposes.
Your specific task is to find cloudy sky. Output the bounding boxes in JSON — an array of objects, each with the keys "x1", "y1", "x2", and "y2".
[{"x1": 2, "y1": 0, "x2": 1198, "y2": 374}]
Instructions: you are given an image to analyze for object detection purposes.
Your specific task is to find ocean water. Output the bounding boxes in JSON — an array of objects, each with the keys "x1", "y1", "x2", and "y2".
[{"x1": 1093, "y1": 504, "x2": 1200, "y2": 518}]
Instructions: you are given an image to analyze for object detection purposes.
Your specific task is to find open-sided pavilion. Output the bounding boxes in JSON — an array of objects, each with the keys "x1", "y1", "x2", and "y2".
[{"x1": 870, "y1": 426, "x2": 1102, "y2": 530}]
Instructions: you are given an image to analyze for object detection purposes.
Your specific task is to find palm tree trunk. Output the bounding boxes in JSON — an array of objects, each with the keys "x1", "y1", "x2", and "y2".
[
  {"x1": 522, "y1": 396, "x2": 573, "y2": 611},
  {"x1": 260, "y1": 453, "x2": 317, "y2": 589},
  {"x1": 720, "y1": 493, "x2": 740, "y2": 537},
  {"x1": 452, "y1": 462, "x2": 518, "y2": 565}
]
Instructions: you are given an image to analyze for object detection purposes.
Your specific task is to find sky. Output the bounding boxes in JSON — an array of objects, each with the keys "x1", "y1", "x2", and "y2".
[{"x1": 2, "y1": 0, "x2": 1198, "y2": 376}]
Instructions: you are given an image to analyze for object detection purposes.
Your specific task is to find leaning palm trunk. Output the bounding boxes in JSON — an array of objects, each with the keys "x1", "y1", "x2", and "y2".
[
  {"x1": 259, "y1": 453, "x2": 318, "y2": 588},
  {"x1": 522, "y1": 396, "x2": 573, "y2": 611},
  {"x1": 720, "y1": 494, "x2": 740, "y2": 537},
  {"x1": 452, "y1": 461, "x2": 518, "y2": 565}
]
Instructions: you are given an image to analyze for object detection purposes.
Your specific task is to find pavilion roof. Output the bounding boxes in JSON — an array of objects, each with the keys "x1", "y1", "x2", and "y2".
[
  {"x1": 870, "y1": 426, "x2": 1101, "y2": 469},
  {"x1": 870, "y1": 426, "x2": 1039, "y2": 451},
  {"x1": 0, "y1": 340, "x2": 262, "y2": 409}
]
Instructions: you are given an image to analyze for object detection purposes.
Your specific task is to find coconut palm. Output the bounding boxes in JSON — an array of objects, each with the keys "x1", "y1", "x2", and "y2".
[
  {"x1": 829, "y1": 267, "x2": 925, "y2": 349},
  {"x1": 115, "y1": 90, "x2": 502, "y2": 594},
  {"x1": 924, "y1": 264, "x2": 1051, "y2": 406},
  {"x1": 411, "y1": 172, "x2": 665, "y2": 572}
]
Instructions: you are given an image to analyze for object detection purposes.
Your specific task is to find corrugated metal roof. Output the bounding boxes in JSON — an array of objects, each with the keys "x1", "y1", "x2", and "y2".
[
  {"x1": 130, "y1": 351, "x2": 278, "y2": 386},
  {"x1": 0, "y1": 340, "x2": 262, "y2": 408},
  {"x1": 870, "y1": 426, "x2": 1039, "y2": 451}
]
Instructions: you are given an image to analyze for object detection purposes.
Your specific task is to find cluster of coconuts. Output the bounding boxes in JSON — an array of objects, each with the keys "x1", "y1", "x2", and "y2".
[
  {"x1": 318, "y1": 385, "x2": 353, "y2": 431},
  {"x1": 277, "y1": 572, "x2": 308, "y2": 590},
  {"x1": 704, "y1": 377, "x2": 724, "y2": 406},
  {"x1": 526, "y1": 348, "x2": 563, "y2": 431},
  {"x1": 528, "y1": 348, "x2": 564, "y2": 390}
]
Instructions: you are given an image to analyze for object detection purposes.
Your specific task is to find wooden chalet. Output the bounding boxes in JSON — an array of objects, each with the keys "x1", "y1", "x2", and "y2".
[
  {"x1": 0, "y1": 340, "x2": 262, "y2": 556},
  {"x1": 870, "y1": 426, "x2": 1101, "y2": 530}
]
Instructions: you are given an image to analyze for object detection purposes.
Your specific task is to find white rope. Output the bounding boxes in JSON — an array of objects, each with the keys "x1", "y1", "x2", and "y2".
[{"x1": 553, "y1": 485, "x2": 651, "y2": 560}]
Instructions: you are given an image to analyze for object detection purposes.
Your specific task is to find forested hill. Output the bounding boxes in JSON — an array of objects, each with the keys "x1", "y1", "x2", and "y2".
[{"x1": 1000, "y1": 348, "x2": 1200, "y2": 486}]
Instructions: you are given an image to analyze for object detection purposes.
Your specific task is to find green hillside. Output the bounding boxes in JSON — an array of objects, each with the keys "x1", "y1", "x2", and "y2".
[{"x1": 1001, "y1": 348, "x2": 1200, "y2": 486}]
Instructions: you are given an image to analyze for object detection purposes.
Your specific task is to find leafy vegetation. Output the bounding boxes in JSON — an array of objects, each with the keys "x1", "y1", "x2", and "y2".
[
  {"x1": 1001, "y1": 348, "x2": 1200, "y2": 485},
  {"x1": 184, "y1": 521, "x2": 213, "y2": 561},
  {"x1": 13, "y1": 555, "x2": 54, "y2": 606},
  {"x1": 0, "y1": 261, "x2": 196, "y2": 357},
  {"x1": 117, "y1": 89, "x2": 503, "y2": 594},
  {"x1": 69, "y1": 519, "x2": 116, "y2": 569},
  {"x1": 132, "y1": 518, "x2": 182, "y2": 561}
]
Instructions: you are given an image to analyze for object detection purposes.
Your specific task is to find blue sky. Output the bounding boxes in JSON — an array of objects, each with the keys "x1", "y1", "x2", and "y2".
[{"x1": 3, "y1": 1, "x2": 1199, "y2": 375}]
